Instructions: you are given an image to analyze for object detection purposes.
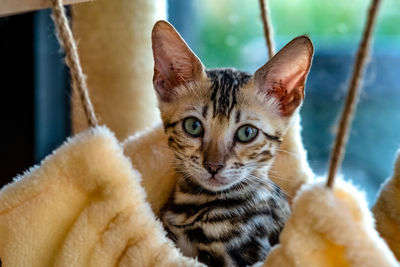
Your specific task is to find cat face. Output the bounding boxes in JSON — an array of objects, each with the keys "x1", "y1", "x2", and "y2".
[{"x1": 151, "y1": 20, "x2": 313, "y2": 192}]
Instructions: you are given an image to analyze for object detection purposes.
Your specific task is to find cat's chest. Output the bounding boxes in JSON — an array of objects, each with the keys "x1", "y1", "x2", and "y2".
[
  {"x1": 164, "y1": 199, "x2": 268, "y2": 260},
  {"x1": 162, "y1": 185, "x2": 291, "y2": 265},
  {"x1": 164, "y1": 188, "x2": 275, "y2": 227}
]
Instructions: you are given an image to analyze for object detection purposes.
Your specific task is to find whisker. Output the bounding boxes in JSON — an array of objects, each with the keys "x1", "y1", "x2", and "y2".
[
  {"x1": 246, "y1": 174, "x2": 293, "y2": 199},
  {"x1": 267, "y1": 174, "x2": 293, "y2": 182},
  {"x1": 275, "y1": 148, "x2": 302, "y2": 159}
]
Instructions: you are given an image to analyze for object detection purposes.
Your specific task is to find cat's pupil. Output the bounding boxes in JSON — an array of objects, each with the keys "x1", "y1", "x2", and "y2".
[
  {"x1": 192, "y1": 121, "x2": 200, "y2": 130},
  {"x1": 245, "y1": 127, "x2": 252, "y2": 137},
  {"x1": 183, "y1": 117, "x2": 203, "y2": 137}
]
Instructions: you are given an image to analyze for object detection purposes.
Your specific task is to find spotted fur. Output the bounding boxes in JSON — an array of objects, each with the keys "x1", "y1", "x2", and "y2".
[
  {"x1": 152, "y1": 20, "x2": 313, "y2": 267},
  {"x1": 163, "y1": 173, "x2": 290, "y2": 267},
  {"x1": 160, "y1": 68, "x2": 291, "y2": 267}
]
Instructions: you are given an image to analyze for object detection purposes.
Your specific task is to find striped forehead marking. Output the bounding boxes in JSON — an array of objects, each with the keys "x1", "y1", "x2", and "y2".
[{"x1": 206, "y1": 68, "x2": 251, "y2": 118}]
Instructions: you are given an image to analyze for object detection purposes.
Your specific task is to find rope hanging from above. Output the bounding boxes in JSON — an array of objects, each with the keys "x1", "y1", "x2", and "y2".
[
  {"x1": 259, "y1": 0, "x2": 275, "y2": 58},
  {"x1": 326, "y1": 0, "x2": 382, "y2": 187},
  {"x1": 50, "y1": 0, "x2": 98, "y2": 127}
]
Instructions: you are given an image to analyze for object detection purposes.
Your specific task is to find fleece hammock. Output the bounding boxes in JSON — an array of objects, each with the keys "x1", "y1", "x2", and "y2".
[
  {"x1": 0, "y1": 0, "x2": 399, "y2": 266},
  {"x1": 0, "y1": 126, "x2": 202, "y2": 267},
  {"x1": 0, "y1": 126, "x2": 398, "y2": 267}
]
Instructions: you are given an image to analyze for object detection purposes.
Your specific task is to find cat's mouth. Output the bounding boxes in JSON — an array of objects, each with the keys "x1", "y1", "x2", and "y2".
[
  {"x1": 207, "y1": 176, "x2": 228, "y2": 187},
  {"x1": 199, "y1": 174, "x2": 236, "y2": 191}
]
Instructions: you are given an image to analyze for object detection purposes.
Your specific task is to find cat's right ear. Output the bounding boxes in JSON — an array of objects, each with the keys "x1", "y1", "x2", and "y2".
[
  {"x1": 152, "y1": 20, "x2": 205, "y2": 102},
  {"x1": 254, "y1": 36, "x2": 314, "y2": 117}
]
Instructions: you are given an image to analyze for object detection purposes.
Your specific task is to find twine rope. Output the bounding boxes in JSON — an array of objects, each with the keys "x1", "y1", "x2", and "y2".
[
  {"x1": 259, "y1": 0, "x2": 275, "y2": 58},
  {"x1": 51, "y1": 0, "x2": 98, "y2": 127},
  {"x1": 326, "y1": 0, "x2": 382, "y2": 187}
]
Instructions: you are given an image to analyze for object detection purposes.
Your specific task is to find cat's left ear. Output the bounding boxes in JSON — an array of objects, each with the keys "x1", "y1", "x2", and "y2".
[
  {"x1": 254, "y1": 36, "x2": 314, "y2": 117},
  {"x1": 152, "y1": 20, "x2": 205, "y2": 102}
]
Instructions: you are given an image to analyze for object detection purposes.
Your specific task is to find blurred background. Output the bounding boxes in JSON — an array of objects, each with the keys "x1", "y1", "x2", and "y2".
[
  {"x1": 1, "y1": 0, "x2": 399, "y2": 204},
  {"x1": 168, "y1": 0, "x2": 400, "y2": 204}
]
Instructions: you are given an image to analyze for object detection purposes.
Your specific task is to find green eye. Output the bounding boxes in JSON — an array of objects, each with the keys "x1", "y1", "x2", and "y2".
[
  {"x1": 236, "y1": 125, "x2": 258, "y2": 143},
  {"x1": 183, "y1": 117, "x2": 204, "y2": 137}
]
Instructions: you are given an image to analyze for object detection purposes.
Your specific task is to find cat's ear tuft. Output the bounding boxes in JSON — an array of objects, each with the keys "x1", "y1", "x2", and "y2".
[
  {"x1": 152, "y1": 20, "x2": 205, "y2": 102},
  {"x1": 254, "y1": 36, "x2": 314, "y2": 117}
]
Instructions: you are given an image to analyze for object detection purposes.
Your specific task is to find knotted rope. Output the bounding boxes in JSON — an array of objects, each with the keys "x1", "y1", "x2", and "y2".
[
  {"x1": 326, "y1": 0, "x2": 382, "y2": 187},
  {"x1": 50, "y1": 0, "x2": 98, "y2": 127},
  {"x1": 259, "y1": 0, "x2": 275, "y2": 58}
]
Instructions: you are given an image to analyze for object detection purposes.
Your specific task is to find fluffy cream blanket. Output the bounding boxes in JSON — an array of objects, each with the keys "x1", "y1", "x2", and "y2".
[
  {"x1": 0, "y1": 126, "x2": 398, "y2": 266},
  {"x1": 0, "y1": 127, "x2": 202, "y2": 267}
]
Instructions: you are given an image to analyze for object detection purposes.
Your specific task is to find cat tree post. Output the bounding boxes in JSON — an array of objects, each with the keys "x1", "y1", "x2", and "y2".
[{"x1": 71, "y1": 0, "x2": 165, "y2": 140}]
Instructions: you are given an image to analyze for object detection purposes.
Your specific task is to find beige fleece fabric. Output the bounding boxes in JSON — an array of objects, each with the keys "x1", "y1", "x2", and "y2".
[
  {"x1": 71, "y1": 0, "x2": 165, "y2": 140},
  {"x1": 264, "y1": 179, "x2": 399, "y2": 267},
  {"x1": 373, "y1": 149, "x2": 400, "y2": 260},
  {"x1": 122, "y1": 125, "x2": 176, "y2": 215},
  {"x1": 0, "y1": 127, "x2": 398, "y2": 266},
  {"x1": 0, "y1": 126, "x2": 203, "y2": 267}
]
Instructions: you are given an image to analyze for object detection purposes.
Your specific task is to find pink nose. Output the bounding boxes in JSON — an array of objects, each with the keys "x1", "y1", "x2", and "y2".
[{"x1": 203, "y1": 161, "x2": 224, "y2": 175}]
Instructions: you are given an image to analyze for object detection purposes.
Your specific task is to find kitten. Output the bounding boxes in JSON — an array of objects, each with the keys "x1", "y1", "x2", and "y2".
[{"x1": 152, "y1": 20, "x2": 313, "y2": 267}]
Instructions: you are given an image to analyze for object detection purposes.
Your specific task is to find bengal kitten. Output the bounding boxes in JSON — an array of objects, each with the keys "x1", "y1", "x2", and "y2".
[{"x1": 152, "y1": 20, "x2": 313, "y2": 267}]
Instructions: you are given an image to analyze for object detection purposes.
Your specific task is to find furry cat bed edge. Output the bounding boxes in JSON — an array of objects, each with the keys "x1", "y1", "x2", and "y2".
[
  {"x1": 0, "y1": 126, "x2": 397, "y2": 266},
  {"x1": 0, "y1": 126, "x2": 203, "y2": 267},
  {"x1": 265, "y1": 179, "x2": 398, "y2": 267}
]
